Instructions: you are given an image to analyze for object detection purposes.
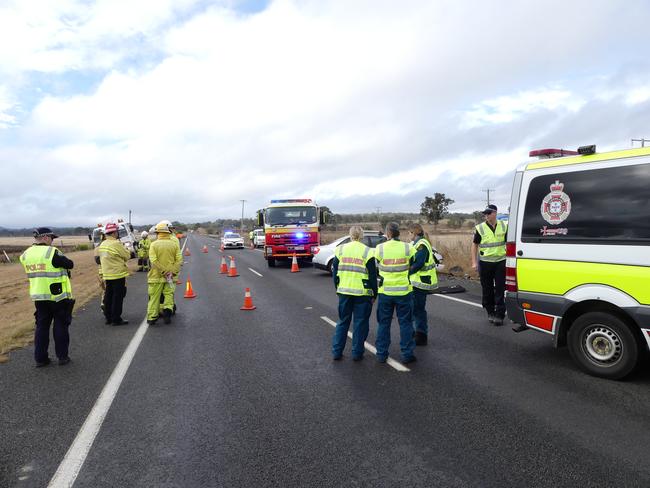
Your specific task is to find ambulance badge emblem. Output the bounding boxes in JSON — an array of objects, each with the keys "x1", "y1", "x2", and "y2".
[{"x1": 541, "y1": 180, "x2": 571, "y2": 224}]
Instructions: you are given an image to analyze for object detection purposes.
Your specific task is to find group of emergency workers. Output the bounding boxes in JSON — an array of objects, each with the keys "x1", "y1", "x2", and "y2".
[{"x1": 20, "y1": 220, "x2": 183, "y2": 367}]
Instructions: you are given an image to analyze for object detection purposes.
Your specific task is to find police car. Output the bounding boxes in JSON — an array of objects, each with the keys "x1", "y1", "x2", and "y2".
[
  {"x1": 221, "y1": 232, "x2": 244, "y2": 249},
  {"x1": 506, "y1": 145, "x2": 650, "y2": 379}
]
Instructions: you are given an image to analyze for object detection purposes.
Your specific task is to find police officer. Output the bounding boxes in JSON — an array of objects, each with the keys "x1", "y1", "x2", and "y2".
[
  {"x1": 97, "y1": 222, "x2": 131, "y2": 325},
  {"x1": 147, "y1": 222, "x2": 182, "y2": 325},
  {"x1": 408, "y1": 223, "x2": 438, "y2": 346},
  {"x1": 472, "y1": 204, "x2": 507, "y2": 326},
  {"x1": 331, "y1": 226, "x2": 377, "y2": 361},
  {"x1": 374, "y1": 222, "x2": 417, "y2": 364},
  {"x1": 20, "y1": 228, "x2": 74, "y2": 367},
  {"x1": 137, "y1": 231, "x2": 151, "y2": 272}
]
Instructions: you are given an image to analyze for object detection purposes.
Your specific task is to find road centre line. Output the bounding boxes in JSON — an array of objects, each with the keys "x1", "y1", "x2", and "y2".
[
  {"x1": 248, "y1": 268, "x2": 263, "y2": 277},
  {"x1": 433, "y1": 293, "x2": 482, "y2": 308},
  {"x1": 48, "y1": 319, "x2": 150, "y2": 488},
  {"x1": 320, "y1": 316, "x2": 410, "y2": 372}
]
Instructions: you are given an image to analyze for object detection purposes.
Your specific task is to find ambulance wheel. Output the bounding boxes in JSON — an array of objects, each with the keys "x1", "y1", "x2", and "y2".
[
  {"x1": 567, "y1": 312, "x2": 641, "y2": 380},
  {"x1": 267, "y1": 258, "x2": 276, "y2": 268}
]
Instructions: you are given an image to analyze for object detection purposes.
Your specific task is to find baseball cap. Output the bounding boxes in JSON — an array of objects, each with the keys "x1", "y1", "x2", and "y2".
[
  {"x1": 33, "y1": 227, "x2": 59, "y2": 239},
  {"x1": 482, "y1": 204, "x2": 498, "y2": 214}
]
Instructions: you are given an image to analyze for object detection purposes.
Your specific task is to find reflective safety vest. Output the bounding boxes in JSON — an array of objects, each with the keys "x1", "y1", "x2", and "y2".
[
  {"x1": 375, "y1": 239, "x2": 414, "y2": 296},
  {"x1": 410, "y1": 237, "x2": 438, "y2": 291},
  {"x1": 476, "y1": 221, "x2": 507, "y2": 262},
  {"x1": 20, "y1": 245, "x2": 73, "y2": 302},
  {"x1": 334, "y1": 240, "x2": 373, "y2": 296},
  {"x1": 137, "y1": 238, "x2": 150, "y2": 258}
]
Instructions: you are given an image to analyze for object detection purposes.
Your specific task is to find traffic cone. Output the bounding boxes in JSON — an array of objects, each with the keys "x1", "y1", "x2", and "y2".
[
  {"x1": 240, "y1": 288, "x2": 256, "y2": 310},
  {"x1": 184, "y1": 277, "x2": 197, "y2": 298},
  {"x1": 219, "y1": 256, "x2": 228, "y2": 274},
  {"x1": 202, "y1": 245, "x2": 208, "y2": 253},
  {"x1": 184, "y1": 247, "x2": 191, "y2": 257},
  {"x1": 290, "y1": 253, "x2": 300, "y2": 273},
  {"x1": 227, "y1": 256, "x2": 239, "y2": 277}
]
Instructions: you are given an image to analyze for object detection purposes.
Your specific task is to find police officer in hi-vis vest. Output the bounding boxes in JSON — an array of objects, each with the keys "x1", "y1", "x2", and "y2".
[
  {"x1": 331, "y1": 226, "x2": 377, "y2": 361},
  {"x1": 20, "y1": 228, "x2": 75, "y2": 367},
  {"x1": 408, "y1": 223, "x2": 438, "y2": 346},
  {"x1": 374, "y1": 222, "x2": 417, "y2": 364},
  {"x1": 472, "y1": 204, "x2": 507, "y2": 326}
]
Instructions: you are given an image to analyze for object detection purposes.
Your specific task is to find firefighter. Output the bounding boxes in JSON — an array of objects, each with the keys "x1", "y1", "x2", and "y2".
[
  {"x1": 331, "y1": 226, "x2": 377, "y2": 361},
  {"x1": 97, "y1": 222, "x2": 131, "y2": 326},
  {"x1": 471, "y1": 204, "x2": 507, "y2": 326},
  {"x1": 137, "y1": 231, "x2": 151, "y2": 272},
  {"x1": 20, "y1": 228, "x2": 75, "y2": 367},
  {"x1": 158, "y1": 220, "x2": 180, "y2": 315},
  {"x1": 374, "y1": 222, "x2": 417, "y2": 364},
  {"x1": 408, "y1": 223, "x2": 438, "y2": 346},
  {"x1": 147, "y1": 222, "x2": 182, "y2": 325}
]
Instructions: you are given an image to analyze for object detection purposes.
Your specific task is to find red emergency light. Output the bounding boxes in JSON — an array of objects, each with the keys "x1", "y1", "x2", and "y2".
[{"x1": 529, "y1": 148, "x2": 579, "y2": 159}]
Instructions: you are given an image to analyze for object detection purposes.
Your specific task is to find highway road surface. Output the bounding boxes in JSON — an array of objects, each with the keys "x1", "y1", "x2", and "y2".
[{"x1": 2, "y1": 234, "x2": 650, "y2": 487}]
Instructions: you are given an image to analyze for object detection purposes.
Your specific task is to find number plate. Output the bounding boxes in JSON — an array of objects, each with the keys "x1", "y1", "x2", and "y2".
[{"x1": 288, "y1": 246, "x2": 304, "y2": 251}]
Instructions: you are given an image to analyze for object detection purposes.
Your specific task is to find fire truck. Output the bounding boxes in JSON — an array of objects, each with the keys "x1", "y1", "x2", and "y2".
[{"x1": 257, "y1": 199, "x2": 328, "y2": 267}]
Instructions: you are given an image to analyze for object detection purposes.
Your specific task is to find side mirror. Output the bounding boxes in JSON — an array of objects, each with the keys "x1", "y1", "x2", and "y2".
[
  {"x1": 257, "y1": 211, "x2": 264, "y2": 226},
  {"x1": 88, "y1": 234, "x2": 92, "y2": 241},
  {"x1": 320, "y1": 209, "x2": 329, "y2": 224}
]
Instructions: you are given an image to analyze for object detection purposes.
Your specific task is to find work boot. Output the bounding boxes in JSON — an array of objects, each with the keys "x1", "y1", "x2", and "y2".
[
  {"x1": 414, "y1": 331, "x2": 428, "y2": 346},
  {"x1": 58, "y1": 357, "x2": 71, "y2": 366},
  {"x1": 493, "y1": 317, "x2": 504, "y2": 326},
  {"x1": 487, "y1": 314, "x2": 495, "y2": 324},
  {"x1": 112, "y1": 319, "x2": 129, "y2": 326},
  {"x1": 35, "y1": 358, "x2": 51, "y2": 368},
  {"x1": 401, "y1": 356, "x2": 417, "y2": 365},
  {"x1": 162, "y1": 309, "x2": 172, "y2": 325},
  {"x1": 147, "y1": 318, "x2": 158, "y2": 326}
]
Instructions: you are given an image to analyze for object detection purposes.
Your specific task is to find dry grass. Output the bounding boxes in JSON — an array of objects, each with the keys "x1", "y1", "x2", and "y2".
[
  {"x1": 0, "y1": 236, "x2": 91, "y2": 263},
  {"x1": 0, "y1": 247, "x2": 138, "y2": 363}
]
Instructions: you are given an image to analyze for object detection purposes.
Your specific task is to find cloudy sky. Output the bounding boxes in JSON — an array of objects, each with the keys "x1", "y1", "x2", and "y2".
[{"x1": 1, "y1": 0, "x2": 650, "y2": 227}]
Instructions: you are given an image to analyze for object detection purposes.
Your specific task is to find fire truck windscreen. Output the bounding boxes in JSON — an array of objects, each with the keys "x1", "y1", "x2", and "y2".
[{"x1": 266, "y1": 206, "x2": 317, "y2": 226}]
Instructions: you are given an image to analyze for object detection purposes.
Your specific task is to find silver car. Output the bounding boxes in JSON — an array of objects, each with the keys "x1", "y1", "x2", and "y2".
[
  {"x1": 221, "y1": 232, "x2": 244, "y2": 249},
  {"x1": 313, "y1": 231, "x2": 385, "y2": 274}
]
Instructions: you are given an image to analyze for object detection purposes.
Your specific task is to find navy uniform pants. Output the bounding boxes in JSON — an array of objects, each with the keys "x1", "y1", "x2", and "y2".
[
  {"x1": 332, "y1": 294, "x2": 372, "y2": 359},
  {"x1": 34, "y1": 299, "x2": 72, "y2": 363},
  {"x1": 375, "y1": 293, "x2": 415, "y2": 362},
  {"x1": 104, "y1": 277, "x2": 127, "y2": 323},
  {"x1": 412, "y1": 288, "x2": 429, "y2": 335},
  {"x1": 479, "y1": 260, "x2": 506, "y2": 318}
]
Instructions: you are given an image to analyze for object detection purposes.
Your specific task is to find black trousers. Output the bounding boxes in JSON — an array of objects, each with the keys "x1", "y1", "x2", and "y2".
[
  {"x1": 104, "y1": 278, "x2": 127, "y2": 323},
  {"x1": 479, "y1": 260, "x2": 506, "y2": 318},
  {"x1": 34, "y1": 299, "x2": 72, "y2": 362}
]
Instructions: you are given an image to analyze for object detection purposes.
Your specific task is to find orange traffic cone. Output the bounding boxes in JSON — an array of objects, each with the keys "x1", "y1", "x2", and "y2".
[
  {"x1": 219, "y1": 256, "x2": 228, "y2": 274},
  {"x1": 290, "y1": 253, "x2": 300, "y2": 273},
  {"x1": 202, "y1": 245, "x2": 208, "y2": 253},
  {"x1": 240, "y1": 288, "x2": 256, "y2": 310},
  {"x1": 184, "y1": 247, "x2": 191, "y2": 257},
  {"x1": 184, "y1": 277, "x2": 197, "y2": 298},
  {"x1": 227, "y1": 256, "x2": 239, "y2": 277}
]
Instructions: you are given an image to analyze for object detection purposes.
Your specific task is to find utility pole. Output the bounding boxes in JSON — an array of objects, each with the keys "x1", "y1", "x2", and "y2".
[
  {"x1": 128, "y1": 209, "x2": 132, "y2": 225},
  {"x1": 375, "y1": 206, "x2": 382, "y2": 223},
  {"x1": 240, "y1": 200, "x2": 246, "y2": 233},
  {"x1": 482, "y1": 189, "x2": 494, "y2": 206},
  {"x1": 631, "y1": 138, "x2": 650, "y2": 148}
]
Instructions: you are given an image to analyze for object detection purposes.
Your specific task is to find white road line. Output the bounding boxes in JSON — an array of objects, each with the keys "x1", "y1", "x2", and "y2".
[
  {"x1": 433, "y1": 293, "x2": 482, "y2": 308},
  {"x1": 320, "y1": 316, "x2": 410, "y2": 372},
  {"x1": 248, "y1": 268, "x2": 263, "y2": 277},
  {"x1": 48, "y1": 319, "x2": 150, "y2": 488},
  {"x1": 180, "y1": 237, "x2": 188, "y2": 254}
]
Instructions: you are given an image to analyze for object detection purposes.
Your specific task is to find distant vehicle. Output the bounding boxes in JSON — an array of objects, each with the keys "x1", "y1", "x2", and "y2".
[
  {"x1": 252, "y1": 229, "x2": 265, "y2": 248},
  {"x1": 313, "y1": 231, "x2": 385, "y2": 274},
  {"x1": 221, "y1": 232, "x2": 244, "y2": 249},
  {"x1": 89, "y1": 220, "x2": 138, "y2": 258}
]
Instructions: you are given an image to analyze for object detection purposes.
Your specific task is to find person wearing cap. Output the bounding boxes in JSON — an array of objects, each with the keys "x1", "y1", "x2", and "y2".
[
  {"x1": 472, "y1": 204, "x2": 507, "y2": 326},
  {"x1": 331, "y1": 225, "x2": 377, "y2": 361},
  {"x1": 137, "y1": 231, "x2": 151, "y2": 272},
  {"x1": 408, "y1": 223, "x2": 438, "y2": 346},
  {"x1": 20, "y1": 228, "x2": 75, "y2": 367},
  {"x1": 97, "y1": 222, "x2": 131, "y2": 326},
  {"x1": 374, "y1": 222, "x2": 417, "y2": 365},
  {"x1": 147, "y1": 222, "x2": 182, "y2": 325}
]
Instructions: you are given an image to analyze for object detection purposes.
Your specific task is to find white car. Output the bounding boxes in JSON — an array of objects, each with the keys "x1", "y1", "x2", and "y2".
[
  {"x1": 252, "y1": 229, "x2": 265, "y2": 247},
  {"x1": 221, "y1": 232, "x2": 244, "y2": 249}
]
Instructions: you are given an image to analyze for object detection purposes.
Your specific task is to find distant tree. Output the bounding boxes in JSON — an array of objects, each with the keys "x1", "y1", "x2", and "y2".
[
  {"x1": 420, "y1": 193, "x2": 455, "y2": 226},
  {"x1": 472, "y1": 210, "x2": 484, "y2": 224},
  {"x1": 447, "y1": 215, "x2": 465, "y2": 229}
]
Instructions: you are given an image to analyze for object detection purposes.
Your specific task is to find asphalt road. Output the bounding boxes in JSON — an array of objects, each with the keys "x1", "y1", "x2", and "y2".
[{"x1": 2, "y1": 234, "x2": 650, "y2": 487}]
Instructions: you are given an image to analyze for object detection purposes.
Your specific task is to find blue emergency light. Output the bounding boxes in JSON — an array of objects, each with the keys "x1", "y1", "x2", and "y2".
[{"x1": 295, "y1": 232, "x2": 305, "y2": 239}]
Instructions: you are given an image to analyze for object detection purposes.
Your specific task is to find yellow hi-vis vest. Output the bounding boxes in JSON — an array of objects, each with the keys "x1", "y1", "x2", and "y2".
[
  {"x1": 20, "y1": 245, "x2": 73, "y2": 302},
  {"x1": 410, "y1": 237, "x2": 438, "y2": 291},
  {"x1": 334, "y1": 240, "x2": 373, "y2": 296},
  {"x1": 375, "y1": 239, "x2": 414, "y2": 296},
  {"x1": 137, "y1": 238, "x2": 150, "y2": 258},
  {"x1": 476, "y1": 221, "x2": 507, "y2": 262}
]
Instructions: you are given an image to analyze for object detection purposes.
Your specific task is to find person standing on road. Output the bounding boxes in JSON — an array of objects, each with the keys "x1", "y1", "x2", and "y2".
[
  {"x1": 374, "y1": 222, "x2": 417, "y2": 365},
  {"x1": 159, "y1": 220, "x2": 181, "y2": 315},
  {"x1": 408, "y1": 223, "x2": 438, "y2": 346},
  {"x1": 20, "y1": 228, "x2": 75, "y2": 367},
  {"x1": 331, "y1": 226, "x2": 377, "y2": 361},
  {"x1": 471, "y1": 204, "x2": 507, "y2": 326},
  {"x1": 147, "y1": 222, "x2": 182, "y2": 325},
  {"x1": 137, "y1": 231, "x2": 151, "y2": 272},
  {"x1": 97, "y1": 222, "x2": 131, "y2": 326}
]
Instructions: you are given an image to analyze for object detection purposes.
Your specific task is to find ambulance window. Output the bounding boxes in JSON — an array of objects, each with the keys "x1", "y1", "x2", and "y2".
[{"x1": 521, "y1": 163, "x2": 650, "y2": 244}]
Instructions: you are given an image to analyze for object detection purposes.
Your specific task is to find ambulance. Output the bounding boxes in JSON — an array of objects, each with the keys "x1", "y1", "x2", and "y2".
[{"x1": 506, "y1": 145, "x2": 650, "y2": 379}]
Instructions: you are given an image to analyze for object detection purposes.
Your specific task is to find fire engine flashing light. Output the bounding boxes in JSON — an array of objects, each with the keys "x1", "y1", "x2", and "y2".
[
  {"x1": 270, "y1": 199, "x2": 313, "y2": 204},
  {"x1": 295, "y1": 232, "x2": 305, "y2": 239}
]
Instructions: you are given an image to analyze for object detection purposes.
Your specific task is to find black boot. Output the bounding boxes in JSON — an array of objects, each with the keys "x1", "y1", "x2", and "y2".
[
  {"x1": 162, "y1": 309, "x2": 172, "y2": 324},
  {"x1": 414, "y1": 331, "x2": 428, "y2": 346}
]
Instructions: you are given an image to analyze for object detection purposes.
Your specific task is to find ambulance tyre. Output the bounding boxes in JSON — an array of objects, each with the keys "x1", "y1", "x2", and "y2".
[
  {"x1": 567, "y1": 312, "x2": 641, "y2": 380},
  {"x1": 267, "y1": 258, "x2": 276, "y2": 268}
]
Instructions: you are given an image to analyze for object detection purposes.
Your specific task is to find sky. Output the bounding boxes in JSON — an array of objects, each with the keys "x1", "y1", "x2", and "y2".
[{"x1": 1, "y1": 0, "x2": 650, "y2": 227}]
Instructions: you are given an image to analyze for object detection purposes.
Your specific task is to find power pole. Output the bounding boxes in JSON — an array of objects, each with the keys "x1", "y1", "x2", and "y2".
[
  {"x1": 631, "y1": 138, "x2": 650, "y2": 147},
  {"x1": 482, "y1": 189, "x2": 494, "y2": 206},
  {"x1": 128, "y1": 209, "x2": 132, "y2": 225},
  {"x1": 375, "y1": 206, "x2": 382, "y2": 223},
  {"x1": 240, "y1": 200, "x2": 246, "y2": 233}
]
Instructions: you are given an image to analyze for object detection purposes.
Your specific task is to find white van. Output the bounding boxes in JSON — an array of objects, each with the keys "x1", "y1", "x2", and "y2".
[{"x1": 89, "y1": 220, "x2": 138, "y2": 258}]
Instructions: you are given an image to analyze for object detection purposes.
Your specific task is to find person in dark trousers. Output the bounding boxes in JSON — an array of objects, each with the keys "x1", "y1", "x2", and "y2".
[
  {"x1": 472, "y1": 205, "x2": 507, "y2": 326},
  {"x1": 97, "y1": 222, "x2": 131, "y2": 325},
  {"x1": 408, "y1": 223, "x2": 438, "y2": 345},
  {"x1": 331, "y1": 226, "x2": 377, "y2": 361},
  {"x1": 20, "y1": 228, "x2": 75, "y2": 367}
]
